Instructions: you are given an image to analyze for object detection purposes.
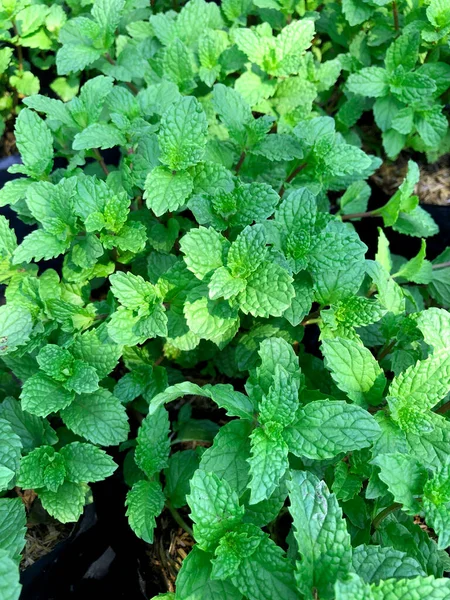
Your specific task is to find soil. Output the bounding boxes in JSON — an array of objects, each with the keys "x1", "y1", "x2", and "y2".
[
  {"x1": 372, "y1": 154, "x2": 450, "y2": 206},
  {"x1": 0, "y1": 121, "x2": 17, "y2": 158}
]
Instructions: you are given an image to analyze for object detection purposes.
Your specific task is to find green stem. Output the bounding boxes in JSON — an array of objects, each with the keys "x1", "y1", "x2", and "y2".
[
  {"x1": 432, "y1": 261, "x2": 450, "y2": 271},
  {"x1": 166, "y1": 502, "x2": 193, "y2": 536},
  {"x1": 279, "y1": 162, "x2": 307, "y2": 197},
  {"x1": 341, "y1": 210, "x2": 378, "y2": 221},
  {"x1": 104, "y1": 53, "x2": 138, "y2": 94},
  {"x1": 372, "y1": 503, "x2": 402, "y2": 529},
  {"x1": 377, "y1": 339, "x2": 396, "y2": 362}
]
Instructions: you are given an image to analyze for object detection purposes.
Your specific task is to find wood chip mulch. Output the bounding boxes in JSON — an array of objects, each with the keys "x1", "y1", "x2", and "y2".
[{"x1": 372, "y1": 155, "x2": 450, "y2": 206}]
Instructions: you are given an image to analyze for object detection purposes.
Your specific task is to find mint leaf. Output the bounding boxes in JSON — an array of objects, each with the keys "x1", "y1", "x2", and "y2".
[
  {"x1": 352, "y1": 544, "x2": 425, "y2": 583},
  {"x1": 135, "y1": 406, "x2": 170, "y2": 478},
  {"x1": 126, "y1": 480, "x2": 165, "y2": 544},
  {"x1": 322, "y1": 338, "x2": 386, "y2": 406},
  {"x1": 187, "y1": 470, "x2": 244, "y2": 551},
  {"x1": 39, "y1": 481, "x2": 88, "y2": 523},
  {"x1": 0, "y1": 420, "x2": 21, "y2": 492},
  {"x1": 284, "y1": 400, "x2": 380, "y2": 459},
  {"x1": 14, "y1": 108, "x2": 53, "y2": 178},
  {"x1": 0, "y1": 305, "x2": 33, "y2": 356},
  {"x1": 289, "y1": 470, "x2": 352, "y2": 599},
  {"x1": 159, "y1": 97, "x2": 208, "y2": 170},
  {"x1": 59, "y1": 442, "x2": 117, "y2": 483},
  {"x1": 21, "y1": 373, "x2": 74, "y2": 417},
  {"x1": 61, "y1": 389, "x2": 129, "y2": 446},
  {"x1": 144, "y1": 168, "x2": 193, "y2": 217},
  {"x1": 372, "y1": 453, "x2": 427, "y2": 513},
  {"x1": 175, "y1": 546, "x2": 242, "y2": 600},
  {"x1": 247, "y1": 426, "x2": 289, "y2": 505}
]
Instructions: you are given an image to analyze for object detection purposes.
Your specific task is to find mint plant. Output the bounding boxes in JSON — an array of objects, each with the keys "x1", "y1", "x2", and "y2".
[
  {"x1": 0, "y1": 0, "x2": 75, "y2": 136},
  {"x1": 1, "y1": 0, "x2": 450, "y2": 598}
]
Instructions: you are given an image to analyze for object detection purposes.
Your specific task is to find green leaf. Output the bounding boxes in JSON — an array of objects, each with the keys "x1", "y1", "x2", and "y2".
[
  {"x1": 392, "y1": 239, "x2": 432, "y2": 284},
  {"x1": 427, "y1": 0, "x2": 450, "y2": 28},
  {"x1": 39, "y1": 481, "x2": 88, "y2": 523},
  {"x1": 284, "y1": 400, "x2": 380, "y2": 459},
  {"x1": 229, "y1": 533, "x2": 298, "y2": 600},
  {"x1": 208, "y1": 267, "x2": 246, "y2": 301},
  {"x1": 416, "y1": 308, "x2": 450, "y2": 353},
  {"x1": 165, "y1": 450, "x2": 200, "y2": 509},
  {"x1": 371, "y1": 575, "x2": 450, "y2": 599},
  {"x1": 135, "y1": 406, "x2": 170, "y2": 478},
  {"x1": 388, "y1": 350, "x2": 450, "y2": 432},
  {"x1": 61, "y1": 388, "x2": 129, "y2": 446},
  {"x1": 200, "y1": 420, "x2": 252, "y2": 496},
  {"x1": 17, "y1": 446, "x2": 66, "y2": 492},
  {"x1": 21, "y1": 373, "x2": 74, "y2": 418},
  {"x1": 126, "y1": 480, "x2": 165, "y2": 544},
  {"x1": 352, "y1": 544, "x2": 425, "y2": 583},
  {"x1": 321, "y1": 338, "x2": 386, "y2": 406},
  {"x1": 0, "y1": 420, "x2": 21, "y2": 492},
  {"x1": 13, "y1": 230, "x2": 70, "y2": 264},
  {"x1": 377, "y1": 513, "x2": 446, "y2": 577},
  {"x1": 187, "y1": 470, "x2": 244, "y2": 551},
  {"x1": 56, "y1": 18, "x2": 103, "y2": 74},
  {"x1": 372, "y1": 453, "x2": 427, "y2": 513},
  {"x1": 423, "y1": 464, "x2": 450, "y2": 550},
  {"x1": 289, "y1": 470, "x2": 352, "y2": 599},
  {"x1": 247, "y1": 426, "x2": 289, "y2": 505},
  {"x1": 238, "y1": 261, "x2": 294, "y2": 318},
  {"x1": 181, "y1": 227, "x2": 228, "y2": 280},
  {"x1": 227, "y1": 225, "x2": 267, "y2": 279},
  {"x1": 0, "y1": 305, "x2": 33, "y2": 356},
  {"x1": 0, "y1": 498, "x2": 26, "y2": 561},
  {"x1": 73, "y1": 123, "x2": 126, "y2": 151},
  {"x1": 175, "y1": 546, "x2": 242, "y2": 600},
  {"x1": 347, "y1": 67, "x2": 390, "y2": 97},
  {"x1": 385, "y1": 33, "x2": 420, "y2": 74},
  {"x1": 212, "y1": 83, "x2": 253, "y2": 146},
  {"x1": 71, "y1": 328, "x2": 121, "y2": 380},
  {"x1": 259, "y1": 364, "x2": 299, "y2": 428},
  {"x1": 59, "y1": 442, "x2": 116, "y2": 483},
  {"x1": 144, "y1": 168, "x2": 193, "y2": 217},
  {"x1": 14, "y1": 108, "x2": 53, "y2": 178},
  {"x1": 159, "y1": 97, "x2": 208, "y2": 171},
  {"x1": 110, "y1": 272, "x2": 158, "y2": 311},
  {"x1": 273, "y1": 19, "x2": 315, "y2": 76},
  {"x1": 0, "y1": 549, "x2": 21, "y2": 600}
]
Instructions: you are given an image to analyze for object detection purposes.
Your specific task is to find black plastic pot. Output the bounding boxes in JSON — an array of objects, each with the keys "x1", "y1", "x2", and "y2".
[{"x1": 20, "y1": 472, "x2": 164, "y2": 600}]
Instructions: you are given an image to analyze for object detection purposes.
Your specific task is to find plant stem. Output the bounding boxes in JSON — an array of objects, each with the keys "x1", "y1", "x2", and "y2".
[
  {"x1": 12, "y1": 22, "x2": 23, "y2": 71},
  {"x1": 166, "y1": 503, "x2": 193, "y2": 536},
  {"x1": 104, "y1": 53, "x2": 138, "y2": 94},
  {"x1": 279, "y1": 162, "x2": 307, "y2": 197},
  {"x1": 235, "y1": 151, "x2": 246, "y2": 174},
  {"x1": 436, "y1": 399, "x2": 450, "y2": 415},
  {"x1": 93, "y1": 148, "x2": 110, "y2": 176},
  {"x1": 392, "y1": 0, "x2": 399, "y2": 31},
  {"x1": 300, "y1": 309, "x2": 321, "y2": 326},
  {"x1": 341, "y1": 210, "x2": 378, "y2": 221},
  {"x1": 432, "y1": 261, "x2": 450, "y2": 270},
  {"x1": 372, "y1": 502, "x2": 402, "y2": 529},
  {"x1": 377, "y1": 339, "x2": 396, "y2": 362}
]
